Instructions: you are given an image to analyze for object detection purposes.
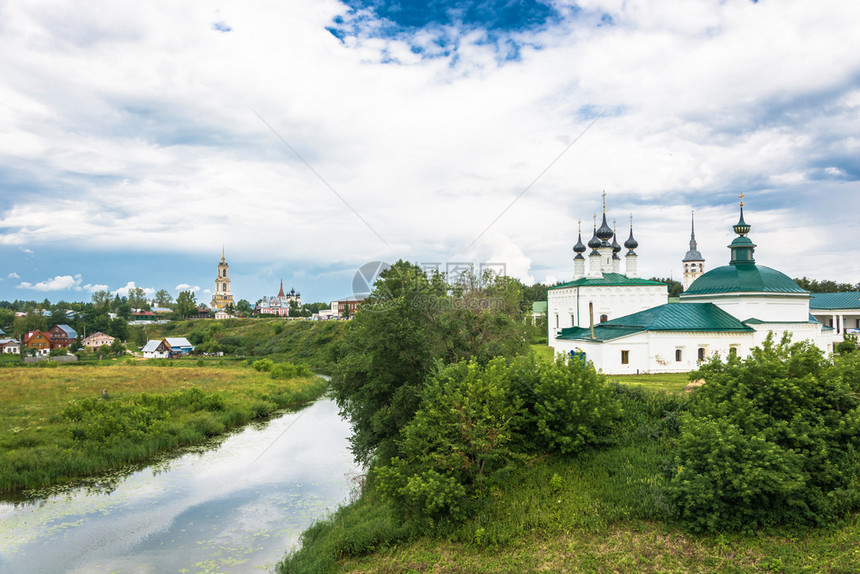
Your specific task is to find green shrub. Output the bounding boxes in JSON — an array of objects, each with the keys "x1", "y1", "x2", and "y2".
[
  {"x1": 666, "y1": 334, "x2": 860, "y2": 532},
  {"x1": 510, "y1": 355, "x2": 622, "y2": 454},
  {"x1": 252, "y1": 358, "x2": 274, "y2": 372}
]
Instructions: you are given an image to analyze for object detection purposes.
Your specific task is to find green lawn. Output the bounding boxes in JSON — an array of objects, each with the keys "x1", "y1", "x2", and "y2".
[{"x1": 529, "y1": 345, "x2": 691, "y2": 393}]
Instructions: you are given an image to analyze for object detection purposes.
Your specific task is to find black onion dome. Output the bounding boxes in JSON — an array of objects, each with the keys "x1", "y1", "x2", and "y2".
[
  {"x1": 596, "y1": 213, "x2": 613, "y2": 242},
  {"x1": 624, "y1": 228, "x2": 638, "y2": 251},
  {"x1": 573, "y1": 231, "x2": 586, "y2": 254},
  {"x1": 587, "y1": 226, "x2": 601, "y2": 250},
  {"x1": 611, "y1": 231, "x2": 621, "y2": 254}
]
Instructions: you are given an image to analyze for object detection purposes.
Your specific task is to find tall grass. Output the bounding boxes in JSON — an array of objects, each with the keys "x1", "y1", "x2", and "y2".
[{"x1": 0, "y1": 364, "x2": 328, "y2": 493}]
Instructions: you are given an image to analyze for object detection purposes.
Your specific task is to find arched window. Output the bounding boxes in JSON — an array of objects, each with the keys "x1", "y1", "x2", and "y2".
[
  {"x1": 675, "y1": 349, "x2": 682, "y2": 362},
  {"x1": 698, "y1": 347, "x2": 706, "y2": 361},
  {"x1": 600, "y1": 314, "x2": 608, "y2": 323}
]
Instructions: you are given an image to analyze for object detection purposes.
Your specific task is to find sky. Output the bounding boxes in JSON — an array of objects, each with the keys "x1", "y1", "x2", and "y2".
[{"x1": 1, "y1": 0, "x2": 859, "y2": 306}]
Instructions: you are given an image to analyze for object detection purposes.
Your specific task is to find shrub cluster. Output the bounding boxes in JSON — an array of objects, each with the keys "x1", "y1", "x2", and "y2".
[
  {"x1": 375, "y1": 356, "x2": 622, "y2": 525},
  {"x1": 666, "y1": 335, "x2": 860, "y2": 532}
]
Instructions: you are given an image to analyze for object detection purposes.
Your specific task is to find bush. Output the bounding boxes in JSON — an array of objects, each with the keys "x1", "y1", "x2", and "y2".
[
  {"x1": 376, "y1": 358, "x2": 522, "y2": 524},
  {"x1": 510, "y1": 355, "x2": 622, "y2": 454},
  {"x1": 665, "y1": 334, "x2": 860, "y2": 532}
]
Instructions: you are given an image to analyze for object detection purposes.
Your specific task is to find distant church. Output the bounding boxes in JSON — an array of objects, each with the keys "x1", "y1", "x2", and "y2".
[
  {"x1": 548, "y1": 195, "x2": 833, "y2": 374},
  {"x1": 257, "y1": 281, "x2": 301, "y2": 316},
  {"x1": 210, "y1": 248, "x2": 235, "y2": 311}
]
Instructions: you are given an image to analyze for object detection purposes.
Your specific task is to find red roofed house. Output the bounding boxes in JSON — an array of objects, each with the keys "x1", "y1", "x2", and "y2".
[{"x1": 24, "y1": 330, "x2": 51, "y2": 354}]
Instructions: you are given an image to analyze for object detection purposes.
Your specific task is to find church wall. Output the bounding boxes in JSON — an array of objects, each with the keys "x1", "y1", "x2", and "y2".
[{"x1": 547, "y1": 284, "x2": 669, "y2": 347}]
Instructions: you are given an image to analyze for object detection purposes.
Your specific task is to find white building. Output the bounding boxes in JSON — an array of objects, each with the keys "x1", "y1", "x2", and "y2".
[
  {"x1": 809, "y1": 292, "x2": 860, "y2": 344},
  {"x1": 257, "y1": 280, "x2": 301, "y2": 317},
  {"x1": 550, "y1": 198, "x2": 834, "y2": 374},
  {"x1": 548, "y1": 201, "x2": 669, "y2": 348}
]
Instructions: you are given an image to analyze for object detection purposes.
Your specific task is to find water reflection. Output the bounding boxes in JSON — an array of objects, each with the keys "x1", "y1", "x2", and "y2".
[{"x1": 0, "y1": 398, "x2": 359, "y2": 574}]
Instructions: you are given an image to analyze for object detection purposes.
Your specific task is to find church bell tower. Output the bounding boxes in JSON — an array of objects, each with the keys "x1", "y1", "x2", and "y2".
[{"x1": 211, "y1": 247, "x2": 235, "y2": 310}]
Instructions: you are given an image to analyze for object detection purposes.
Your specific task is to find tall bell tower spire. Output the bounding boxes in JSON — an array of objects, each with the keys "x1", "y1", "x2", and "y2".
[{"x1": 682, "y1": 211, "x2": 705, "y2": 291}]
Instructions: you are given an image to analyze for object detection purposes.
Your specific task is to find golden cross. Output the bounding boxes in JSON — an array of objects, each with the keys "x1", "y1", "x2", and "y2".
[
  {"x1": 602, "y1": 190, "x2": 607, "y2": 212},
  {"x1": 739, "y1": 192, "x2": 744, "y2": 207}
]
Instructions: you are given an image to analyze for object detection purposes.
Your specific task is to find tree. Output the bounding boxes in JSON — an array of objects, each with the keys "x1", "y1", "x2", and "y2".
[
  {"x1": 331, "y1": 260, "x2": 528, "y2": 465},
  {"x1": 110, "y1": 337, "x2": 126, "y2": 356},
  {"x1": 236, "y1": 299, "x2": 253, "y2": 315},
  {"x1": 154, "y1": 289, "x2": 173, "y2": 307},
  {"x1": 128, "y1": 287, "x2": 150, "y2": 309},
  {"x1": 794, "y1": 277, "x2": 860, "y2": 293},
  {"x1": 175, "y1": 291, "x2": 198, "y2": 319},
  {"x1": 91, "y1": 290, "x2": 112, "y2": 309}
]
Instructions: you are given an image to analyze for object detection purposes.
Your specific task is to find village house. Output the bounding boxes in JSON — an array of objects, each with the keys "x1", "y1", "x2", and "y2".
[
  {"x1": 82, "y1": 331, "x2": 115, "y2": 350},
  {"x1": 49, "y1": 324, "x2": 78, "y2": 349}
]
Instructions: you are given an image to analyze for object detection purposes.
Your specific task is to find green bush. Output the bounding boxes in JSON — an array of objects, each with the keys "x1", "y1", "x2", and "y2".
[
  {"x1": 666, "y1": 334, "x2": 860, "y2": 532},
  {"x1": 252, "y1": 358, "x2": 274, "y2": 372}
]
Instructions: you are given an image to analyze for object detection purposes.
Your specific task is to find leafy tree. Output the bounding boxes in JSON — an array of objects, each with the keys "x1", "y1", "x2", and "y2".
[
  {"x1": 128, "y1": 287, "x2": 150, "y2": 309},
  {"x1": 794, "y1": 277, "x2": 860, "y2": 293},
  {"x1": 331, "y1": 260, "x2": 527, "y2": 465},
  {"x1": 91, "y1": 290, "x2": 112, "y2": 309},
  {"x1": 110, "y1": 337, "x2": 126, "y2": 356},
  {"x1": 836, "y1": 333, "x2": 858, "y2": 355},
  {"x1": 12, "y1": 311, "x2": 46, "y2": 338},
  {"x1": 666, "y1": 334, "x2": 860, "y2": 532},
  {"x1": 107, "y1": 317, "x2": 129, "y2": 341},
  {"x1": 236, "y1": 299, "x2": 253, "y2": 315},
  {"x1": 175, "y1": 291, "x2": 198, "y2": 319},
  {"x1": 154, "y1": 289, "x2": 174, "y2": 307}
]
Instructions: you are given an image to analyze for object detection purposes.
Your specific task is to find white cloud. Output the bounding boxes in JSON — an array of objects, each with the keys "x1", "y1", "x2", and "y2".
[
  {"x1": 17, "y1": 274, "x2": 83, "y2": 292},
  {"x1": 0, "y1": 0, "x2": 857, "y2": 293},
  {"x1": 7, "y1": 272, "x2": 19, "y2": 279},
  {"x1": 113, "y1": 281, "x2": 156, "y2": 297},
  {"x1": 175, "y1": 284, "x2": 201, "y2": 293}
]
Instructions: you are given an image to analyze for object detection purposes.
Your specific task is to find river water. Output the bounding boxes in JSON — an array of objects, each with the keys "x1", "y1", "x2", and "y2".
[{"x1": 0, "y1": 398, "x2": 359, "y2": 574}]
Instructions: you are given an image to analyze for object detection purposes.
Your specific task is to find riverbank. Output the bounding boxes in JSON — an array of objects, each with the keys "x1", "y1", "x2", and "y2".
[
  {"x1": 278, "y1": 368, "x2": 860, "y2": 573},
  {"x1": 0, "y1": 362, "x2": 328, "y2": 493}
]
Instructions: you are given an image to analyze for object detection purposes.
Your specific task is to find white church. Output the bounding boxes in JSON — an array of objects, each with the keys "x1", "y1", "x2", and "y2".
[{"x1": 547, "y1": 195, "x2": 834, "y2": 374}]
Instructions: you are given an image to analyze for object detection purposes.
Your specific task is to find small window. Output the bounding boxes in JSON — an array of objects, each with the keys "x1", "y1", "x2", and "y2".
[
  {"x1": 621, "y1": 350, "x2": 629, "y2": 365},
  {"x1": 675, "y1": 349, "x2": 682, "y2": 362},
  {"x1": 698, "y1": 347, "x2": 706, "y2": 361},
  {"x1": 600, "y1": 314, "x2": 608, "y2": 323},
  {"x1": 729, "y1": 346, "x2": 738, "y2": 357},
  {"x1": 570, "y1": 314, "x2": 575, "y2": 326}
]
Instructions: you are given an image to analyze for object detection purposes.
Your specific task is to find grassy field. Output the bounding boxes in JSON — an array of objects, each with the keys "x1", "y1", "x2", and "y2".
[
  {"x1": 131, "y1": 318, "x2": 346, "y2": 373},
  {"x1": 530, "y1": 345, "x2": 691, "y2": 393},
  {"x1": 0, "y1": 362, "x2": 328, "y2": 493}
]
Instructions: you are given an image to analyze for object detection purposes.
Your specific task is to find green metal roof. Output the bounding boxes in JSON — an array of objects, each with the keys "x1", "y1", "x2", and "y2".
[
  {"x1": 532, "y1": 301, "x2": 548, "y2": 314},
  {"x1": 809, "y1": 292, "x2": 860, "y2": 310},
  {"x1": 549, "y1": 273, "x2": 667, "y2": 290},
  {"x1": 556, "y1": 302, "x2": 754, "y2": 342},
  {"x1": 682, "y1": 264, "x2": 808, "y2": 296}
]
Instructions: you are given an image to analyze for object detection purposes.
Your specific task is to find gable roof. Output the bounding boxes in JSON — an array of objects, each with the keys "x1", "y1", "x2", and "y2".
[
  {"x1": 164, "y1": 337, "x2": 193, "y2": 348},
  {"x1": 556, "y1": 302, "x2": 754, "y2": 342},
  {"x1": 809, "y1": 292, "x2": 860, "y2": 310},
  {"x1": 53, "y1": 324, "x2": 78, "y2": 338},
  {"x1": 141, "y1": 340, "x2": 166, "y2": 353},
  {"x1": 549, "y1": 273, "x2": 667, "y2": 290}
]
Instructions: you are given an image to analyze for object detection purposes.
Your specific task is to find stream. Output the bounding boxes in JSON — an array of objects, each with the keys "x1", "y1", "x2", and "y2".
[{"x1": 0, "y1": 397, "x2": 359, "y2": 574}]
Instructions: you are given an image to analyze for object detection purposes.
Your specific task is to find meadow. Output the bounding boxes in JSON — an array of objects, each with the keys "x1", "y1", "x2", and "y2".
[{"x1": 0, "y1": 360, "x2": 327, "y2": 493}]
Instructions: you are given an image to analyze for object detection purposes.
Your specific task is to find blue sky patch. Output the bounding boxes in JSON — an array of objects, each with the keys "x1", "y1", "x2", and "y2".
[{"x1": 330, "y1": 0, "x2": 560, "y2": 62}]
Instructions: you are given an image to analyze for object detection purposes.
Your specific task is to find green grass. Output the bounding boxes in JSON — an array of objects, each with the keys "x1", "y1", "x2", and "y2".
[
  {"x1": 277, "y1": 382, "x2": 860, "y2": 573},
  {"x1": 129, "y1": 318, "x2": 346, "y2": 373},
  {"x1": 0, "y1": 362, "x2": 328, "y2": 493},
  {"x1": 529, "y1": 345, "x2": 692, "y2": 393}
]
